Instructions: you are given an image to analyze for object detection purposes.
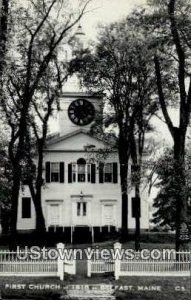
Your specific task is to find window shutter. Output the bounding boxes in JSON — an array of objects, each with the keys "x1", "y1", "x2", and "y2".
[
  {"x1": 22, "y1": 197, "x2": 31, "y2": 218},
  {"x1": 60, "y1": 162, "x2": 65, "y2": 183},
  {"x1": 45, "y1": 162, "x2": 50, "y2": 183},
  {"x1": 99, "y1": 163, "x2": 104, "y2": 183},
  {"x1": 91, "y1": 164, "x2": 96, "y2": 183},
  {"x1": 68, "y1": 163, "x2": 72, "y2": 183},
  {"x1": 132, "y1": 197, "x2": 141, "y2": 218},
  {"x1": 113, "y1": 163, "x2": 118, "y2": 183}
]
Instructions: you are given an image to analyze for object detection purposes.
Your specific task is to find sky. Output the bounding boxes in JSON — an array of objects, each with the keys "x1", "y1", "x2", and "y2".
[{"x1": 80, "y1": 0, "x2": 147, "y2": 39}]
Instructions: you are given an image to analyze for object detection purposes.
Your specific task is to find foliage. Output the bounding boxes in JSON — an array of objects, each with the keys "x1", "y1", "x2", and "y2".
[
  {"x1": 0, "y1": 0, "x2": 91, "y2": 233},
  {"x1": 152, "y1": 149, "x2": 176, "y2": 228},
  {"x1": 152, "y1": 148, "x2": 191, "y2": 228},
  {"x1": 151, "y1": 0, "x2": 191, "y2": 249},
  {"x1": 0, "y1": 0, "x2": 9, "y2": 78},
  {"x1": 128, "y1": 0, "x2": 191, "y2": 249},
  {"x1": 0, "y1": 133, "x2": 12, "y2": 233}
]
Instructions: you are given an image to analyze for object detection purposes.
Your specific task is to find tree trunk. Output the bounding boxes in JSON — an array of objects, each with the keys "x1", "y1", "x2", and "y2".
[
  {"x1": 9, "y1": 96, "x2": 30, "y2": 237},
  {"x1": 131, "y1": 162, "x2": 141, "y2": 251},
  {"x1": 10, "y1": 176, "x2": 20, "y2": 234},
  {"x1": 9, "y1": 164, "x2": 21, "y2": 246},
  {"x1": 118, "y1": 135, "x2": 129, "y2": 242},
  {"x1": 34, "y1": 184, "x2": 46, "y2": 233},
  {"x1": 35, "y1": 143, "x2": 46, "y2": 232},
  {"x1": 130, "y1": 132, "x2": 142, "y2": 250},
  {"x1": 29, "y1": 144, "x2": 46, "y2": 234},
  {"x1": 28, "y1": 181, "x2": 46, "y2": 234},
  {"x1": 135, "y1": 180, "x2": 141, "y2": 251},
  {"x1": 173, "y1": 128, "x2": 188, "y2": 251},
  {"x1": 34, "y1": 192, "x2": 46, "y2": 233}
]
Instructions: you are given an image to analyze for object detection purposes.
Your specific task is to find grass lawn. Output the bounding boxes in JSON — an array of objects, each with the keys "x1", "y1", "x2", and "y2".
[{"x1": 70, "y1": 240, "x2": 191, "y2": 249}]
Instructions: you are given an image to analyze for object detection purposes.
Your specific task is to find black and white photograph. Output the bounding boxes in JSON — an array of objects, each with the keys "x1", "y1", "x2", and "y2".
[{"x1": 0, "y1": 0, "x2": 190, "y2": 299}]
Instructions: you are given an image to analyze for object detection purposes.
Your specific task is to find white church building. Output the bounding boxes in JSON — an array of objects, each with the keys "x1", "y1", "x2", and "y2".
[{"x1": 16, "y1": 26, "x2": 150, "y2": 241}]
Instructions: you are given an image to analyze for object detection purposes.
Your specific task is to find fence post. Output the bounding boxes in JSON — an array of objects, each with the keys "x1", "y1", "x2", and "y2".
[
  {"x1": 71, "y1": 226, "x2": 73, "y2": 244},
  {"x1": 91, "y1": 227, "x2": 94, "y2": 244},
  {"x1": 87, "y1": 247, "x2": 91, "y2": 277},
  {"x1": 114, "y1": 242, "x2": 121, "y2": 280},
  {"x1": 57, "y1": 243, "x2": 65, "y2": 280}
]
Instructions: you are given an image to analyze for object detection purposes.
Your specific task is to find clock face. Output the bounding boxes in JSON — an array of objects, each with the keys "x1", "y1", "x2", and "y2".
[{"x1": 68, "y1": 99, "x2": 95, "y2": 126}]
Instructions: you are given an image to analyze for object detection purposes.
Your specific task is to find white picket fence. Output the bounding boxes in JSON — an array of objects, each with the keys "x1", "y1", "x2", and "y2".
[
  {"x1": 118, "y1": 256, "x2": 191, "y2": 278},
  {"x1": 1, "y1": 243, "x2": 190, "y2": 280},
  {"x1": 87, "y1": 259, "x2": 114, "y2": 276},
  {"x1": 87, "y1": 243, "x2": 191, "y2": 279},
  {"x1": 87, "y1": 246, "x2": 115, "y2": 277},
  {"x1": 0, "y1": 243, "x2": 76, "y2": 280}
]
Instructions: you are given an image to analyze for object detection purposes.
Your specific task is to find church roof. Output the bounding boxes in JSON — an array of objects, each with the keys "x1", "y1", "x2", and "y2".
[{"x1": 45, "y1": 128, "x2": 117, "y2": 151}]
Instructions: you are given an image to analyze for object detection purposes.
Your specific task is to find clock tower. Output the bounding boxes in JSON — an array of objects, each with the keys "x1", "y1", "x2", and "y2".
[
  {"x1": 58, "y1": 91, "x2": 102, "y2": 135},
  {"x1": 58, "y1": 24, "x2": 102, "y2": 135}
]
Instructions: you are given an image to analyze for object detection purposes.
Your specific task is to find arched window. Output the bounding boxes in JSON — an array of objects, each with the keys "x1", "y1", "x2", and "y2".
[
  {"x1": 69, "y1": 158, "x2": 96, "y2": 183},
  {"x1": 77, "y1": 158, "x2": 86, "y2": 182},
  {"x1": 77, "y1": 158, "x2": 86, "y2": 165}
]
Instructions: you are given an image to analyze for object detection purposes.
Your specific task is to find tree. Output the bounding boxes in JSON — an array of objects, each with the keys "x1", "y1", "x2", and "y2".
[
  {"x1": 72, "y1": 18, "x2": 157, "y2": 241},
  {"x1": 151, "y1": 149, "x2": 177, "y2": 229},
  {"x1": 1, "y1": 0, "x2": 91, "y2": 236},
  {"x1": 0, "y1": 0, "x2": 9, "y2": 79},
  {"x1": 130, "y1": 117, "x2": 156, "y2": 250},
  {"x1": 129, "y1": 0, "x2": 191, "y2": 250},
  {"x1": 150, "y1": 0, "x2": 191, "y2": 250},
  {"x1": 151, "y1": 147, "x2": 191, "y2": 229},
  {"x1": 0, "y1": 135, "x2": 12, "y2": 234},
  {"x1": 24, "y1": 58, "x2": 69, "y2": 233}
]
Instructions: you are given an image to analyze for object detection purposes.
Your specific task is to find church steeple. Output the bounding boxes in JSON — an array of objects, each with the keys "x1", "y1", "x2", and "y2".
[
  {"x1": 73, "y1": 23, "x2": 86, "y2": 52},
  {"x1": 75, "y1": 24, "x2": 85, "y2": 37},
  {"x1": 61, "y1": 23, "x2": 87, "y2": 93}
]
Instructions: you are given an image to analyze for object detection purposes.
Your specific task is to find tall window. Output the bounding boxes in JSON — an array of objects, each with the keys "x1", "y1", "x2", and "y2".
[
  {"x1": 99, "y1": 162, "x2": 118, "y2": 184},
  {"x1": 87, "y1": 164, "x2": 91, "y2": 182},
  {"x1": 22, "y1": 197, "x2": 31, "y2": 218},
  {"x1": 77, "y1": 158, "x2": 86, "y2": 182},
  {"x1": 77, "y1": 202, "x2": 87, "y2": 216},
  {"x1": 72, "y1": 164, "x2": 77, "y2": 182},
  {"x1": 51, "y1": 162, "x2": 59, "y2": 182},
  {"x1": 83, "y1": 202, "x2": 87, "y2": 216},
  {"x1": 77, "y1": 202, "x2": 81, "y2": 216},
  {"x1": 46, "y1": 162, "x2": 65, "y2": 183},
  {"x1": 68, "y1": 160, "x2": 96, "y2": 183},
  {"x1": 104, "y1": 163, "x2": 113, "y2": 182}
]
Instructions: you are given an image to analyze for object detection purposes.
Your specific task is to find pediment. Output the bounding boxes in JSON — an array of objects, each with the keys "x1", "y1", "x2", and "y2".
[{"x1": 45, "y1": 130, "x2": 112, "y2": 151}]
